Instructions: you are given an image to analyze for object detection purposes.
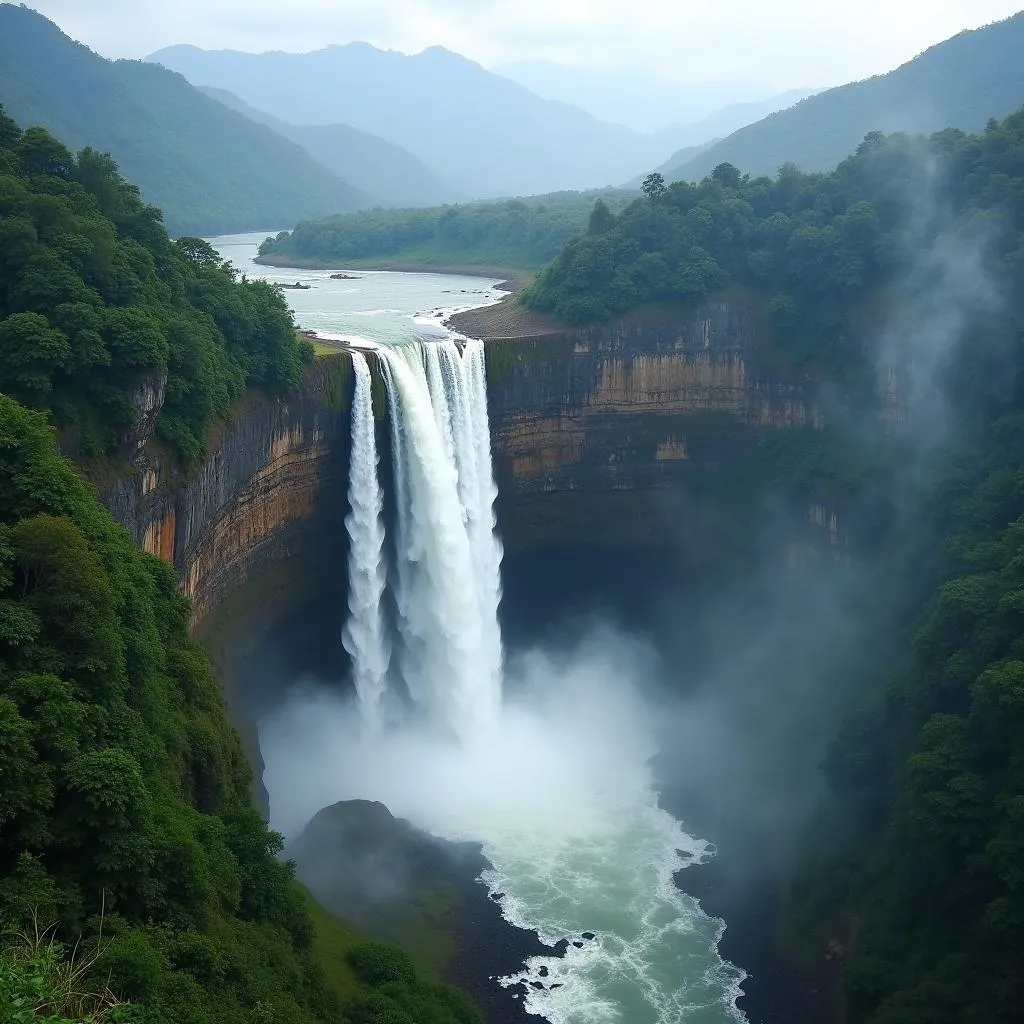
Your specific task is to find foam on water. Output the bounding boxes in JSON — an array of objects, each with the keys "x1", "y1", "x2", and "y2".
[{"x1": 262, "y1": 641, "x2": 748, "y2": 1024}]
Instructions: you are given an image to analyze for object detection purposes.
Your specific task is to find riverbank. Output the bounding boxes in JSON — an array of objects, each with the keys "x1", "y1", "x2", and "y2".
[
  {"x1": 446, "y1": 860, "x2": 569, "y2": 1024},
  {"x1": 446, "y1": 294, "x2": 564, "y2": 339},
  {"x1": 254, "y1": 253, "x2": 530, "y2": 292}
]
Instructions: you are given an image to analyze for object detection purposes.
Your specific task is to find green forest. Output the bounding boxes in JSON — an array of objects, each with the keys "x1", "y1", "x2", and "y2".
[
  {"x1": 0, "y1": 108, "x2": 480, "y2": 1024},
  {"x1": 0, "y1": 103, "x2": 314, "y2": 466},
  {"x1": 257, "y1": 190, "x2": 636, "y2": 274},
  {"x1": 523, "y1": 114, "x2": 1024, "y2": 1023}
]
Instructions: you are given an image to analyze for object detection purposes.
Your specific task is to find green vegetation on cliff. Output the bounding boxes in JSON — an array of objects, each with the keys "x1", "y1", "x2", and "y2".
[
  {"x1": 523, "y1": 108, "x2": 1024, "y2": 1023},
  {"x1": 523, "y1": 111, "x2": 1024, "y2": 382},
  {"x1": 0, "y1": 114, "x2": 483, "y2": 1024},
  {"x1": 0, "y1": 5, "x2": 369, "y2": 236},
  {"x1": 0, "y1": 103, "x2": 313, "y2": 465},
  {"x1": 0, "y1": 394, "x2": 332, "y2": 1024},
  {"x1": 257, "y1": 190, "x2": 636, "y2": 273}
]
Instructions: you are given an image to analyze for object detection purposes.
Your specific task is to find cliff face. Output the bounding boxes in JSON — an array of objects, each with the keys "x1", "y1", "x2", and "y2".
[
  {"x1": 100, "y1": 356, "x2": 351, "y2": 630},
  {"x1": 101, "y1": 297, "x2": 844, "y2": 632},
  {"x1": 480, "y1": 298, "x2": 836, "y2": 554}
]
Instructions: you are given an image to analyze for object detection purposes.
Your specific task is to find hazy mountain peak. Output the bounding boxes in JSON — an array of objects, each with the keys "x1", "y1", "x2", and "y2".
[
  {"x1": 146, "y1": 41, "x2": 673, "y2": 196},
  {"x1": 666, "y1": 8, "x2": 1024, "y2": 182}
]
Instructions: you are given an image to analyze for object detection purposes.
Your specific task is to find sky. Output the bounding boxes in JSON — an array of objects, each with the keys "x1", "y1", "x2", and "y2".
[{"x1": 19, "y1": 0, "x2": 1024, "y2": 90}]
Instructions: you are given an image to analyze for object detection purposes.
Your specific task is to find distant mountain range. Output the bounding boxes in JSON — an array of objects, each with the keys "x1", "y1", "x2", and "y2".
[
  {"x1": 198, "y1": 87, "x2": 457, "y2": 208},
  {"x1": 0, "y1": 4, "x2": 373, "y2": 235},
  {"x1": 491, "y1": 61, "x2": 802, "y2": 133},
  {"x1": 665, "y1": 11, "x2": 1024, "y2": 182},
  {"x1": 149, "y1": 42, "x2": 677, "y2": 198}
]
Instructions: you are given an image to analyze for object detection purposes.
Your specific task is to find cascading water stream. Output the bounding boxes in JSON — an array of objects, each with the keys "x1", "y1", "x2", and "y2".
[
  {"x1": 340, "y1": 351, "x2": 390, "y2": 727},
  {"x1": 347, "y1": 338, "x2": 502, "y2": 741},
  {"x1": 329, "y1": 334, "x2": 746, "y2": 1024}
]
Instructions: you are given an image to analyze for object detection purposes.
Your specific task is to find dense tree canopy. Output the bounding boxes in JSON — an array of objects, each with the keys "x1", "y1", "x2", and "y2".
[
  {"x1": 257, "y1": 190, "x2": 636, "y2": 273},
  {"x1": 523, "y1": 114, "x2": 1024, "y2": 388},
  {"x1": 522, "y1": 109, "x2": 1024, "y2": 1024},
  {"x1": 0, "y1": 104, "x2": 313, "y2": 464}
]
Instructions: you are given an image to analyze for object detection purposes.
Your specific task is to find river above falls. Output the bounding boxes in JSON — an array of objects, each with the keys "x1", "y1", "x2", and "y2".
[{"x1": 208, "y1": 231, "x2": 506, "y2": 346}]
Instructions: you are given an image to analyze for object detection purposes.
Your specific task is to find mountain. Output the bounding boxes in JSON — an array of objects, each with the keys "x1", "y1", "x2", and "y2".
[
  {"x1": 199, "y1": 86, "x2": 458, "y2": 208},
  {"x1": 492, "y1": 61, "x2": 776, "y2": 132},
  {"x1": 651, "y1": 89, "x2": 816, "y2": 155},
  {"x1": 493, "y1": 60, "x2": 814, "y2": 136},
  {"x1": 0, "y1": 4, "x2": 370, "y2": 236},
  {"x1": 627, "y1": 140, "x2": 719, "y2": 187},
  {"x1": 668, "y1": 11, "x2": 1024, "y2": 182},
  {"x1": 147, "y1": 42, "x2": 675, "y2": 197}
]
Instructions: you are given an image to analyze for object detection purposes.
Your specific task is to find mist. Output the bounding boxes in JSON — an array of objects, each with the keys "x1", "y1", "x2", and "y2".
[{"x1": 261, "y1": 626, "x2": 668, "y2": 847}]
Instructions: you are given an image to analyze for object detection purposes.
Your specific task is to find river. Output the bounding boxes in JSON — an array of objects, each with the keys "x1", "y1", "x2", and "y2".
[{"x1": 210, "y1": 231, "x2": 747, "y2": 1024}]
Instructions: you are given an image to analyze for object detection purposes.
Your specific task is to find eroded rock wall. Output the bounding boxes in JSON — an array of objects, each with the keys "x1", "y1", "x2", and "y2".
[
  {"x1": 100, "y1": 356, "x2": 351, "y2": 629},
  {"x1": 483, "y1": 298, "x2": 832, "y2": 553}
]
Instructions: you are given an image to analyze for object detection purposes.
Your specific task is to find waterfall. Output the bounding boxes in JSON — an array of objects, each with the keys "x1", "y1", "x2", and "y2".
[
  {"x1": 341, "y1": 352, "x2": 390, "y2": 727},
  {"x1": 344, "y1": 338, "x2": 503, "y2": 743}
]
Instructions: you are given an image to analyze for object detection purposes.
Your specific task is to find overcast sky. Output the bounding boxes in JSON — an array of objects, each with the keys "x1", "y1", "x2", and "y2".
[{"x1": 21, "y1": 0, "x2": 1024, "y2": 89}]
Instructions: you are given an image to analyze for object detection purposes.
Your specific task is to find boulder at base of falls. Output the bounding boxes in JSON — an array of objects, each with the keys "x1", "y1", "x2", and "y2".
[{"x1": 287, "y1": 799, "x2": 561, "y2": 1024}]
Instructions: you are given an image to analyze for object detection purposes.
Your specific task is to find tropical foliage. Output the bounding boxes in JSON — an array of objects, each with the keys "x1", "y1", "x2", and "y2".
[{"x1": 0, "y1": 103, "x2": 313, "y2": 464}]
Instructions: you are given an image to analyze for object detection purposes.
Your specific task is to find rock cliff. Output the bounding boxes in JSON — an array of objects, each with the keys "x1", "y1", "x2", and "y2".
[
  {"x1": 100, "y1": 296, "x2": 844, "y2": 631},
  {"x1": 100, "y1": 356, "x2": 352, "y2": 630},
  {"x1": 467, "y1": 297, "x2": 836, "y2": 555}
]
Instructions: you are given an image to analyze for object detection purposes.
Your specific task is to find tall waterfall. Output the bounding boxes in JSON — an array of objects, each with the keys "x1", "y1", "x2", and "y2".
[
  {"x1": 341, "y1": 352, "x2": 390, "y2": 726},
  {"x1": 344, "y1": 338, "x2": 503, "y2": 742}
]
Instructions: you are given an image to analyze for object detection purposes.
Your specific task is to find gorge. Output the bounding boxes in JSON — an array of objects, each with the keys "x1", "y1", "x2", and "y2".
[
  {"x1": 5, "y1": 47, "x2": 1024, "y2": 1024},
  {"x1": 97, "y1": 243, "x2": 863, "y2": 1024}
]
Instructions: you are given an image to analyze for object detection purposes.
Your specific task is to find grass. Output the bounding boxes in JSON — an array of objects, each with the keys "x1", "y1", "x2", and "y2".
[
  {"x1": 298, "y1": 880, "x2": 457, "y2": 991},
  {"x1": 297, "y1": 885, "x2": 364, "y2": 1002},
  {"x1": 311, "y1": 339, "x2": 343, "y2": 357}
]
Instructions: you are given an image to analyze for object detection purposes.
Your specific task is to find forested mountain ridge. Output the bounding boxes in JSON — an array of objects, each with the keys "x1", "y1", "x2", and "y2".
[
  {"x1": 0, "y1": 100, "x2": 484, "y2": 1024},
  {"x1": 147, "y1": 42, "x2": 677, "y2": 197},
  {"x1": 524, "y1": 110, "x2": 1024, "y2": 1022},
  {"x1": 0, "y1": 4, "x2": 370, "y2": 236},
  {"x1": 199, "y1": 86, "x2": 458, "y2": 209},
  {"x1": 665, "y1": 11, "x2": 1024, "y2": 181}
]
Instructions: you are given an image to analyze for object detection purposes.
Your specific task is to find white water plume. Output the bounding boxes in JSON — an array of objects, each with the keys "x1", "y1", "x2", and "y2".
[
  {"x1": 362, "y1": 339, "x2": 502, "y2": 741},
  {"x1": 341, "y1": 351, "x2": 390, "y2": 727},
  {"x1": 263, "y1": 631, "x2": 746, "y2": 1024},
  {"x1": 312, "y1": 334, "x2": 744, "y2": 1023}
]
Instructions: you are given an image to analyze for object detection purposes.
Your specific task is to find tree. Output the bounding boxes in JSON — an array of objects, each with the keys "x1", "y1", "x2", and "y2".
[
  {"x1": 710, "y1": 162, "x2": 742, "y2": 189},
  {"x1": 588, "y1": 199, "x2": 616, "y2": 234},
  {"x1": 641, "y1": 172, "x2": 667, "y2": 204},
  {"x1": 0, "y1": 313, "x2": 70, "y2": 402}
]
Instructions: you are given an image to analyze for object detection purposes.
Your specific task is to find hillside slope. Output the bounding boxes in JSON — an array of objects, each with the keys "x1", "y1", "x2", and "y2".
[
  {"x1": 0, "y1": 4, "x2": 370, "y2": 235},
  {"x1": 670, "y1": 11, "x2": 1024, "y2": 181},
  {"x1": 201, "y1": 86, "x2": 457, "y2": 208},
  {"x1": 148, "y1": 42, "x2": 673, "y2": 197}
]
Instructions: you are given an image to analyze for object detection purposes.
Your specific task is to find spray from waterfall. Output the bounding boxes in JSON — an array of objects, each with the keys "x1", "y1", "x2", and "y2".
[
  {"x1": 345, "y1": 338, "x2": 503, "y2": 742},
  {"x1": 341, "y1": 351, "x2": 390, "y2": 726}
]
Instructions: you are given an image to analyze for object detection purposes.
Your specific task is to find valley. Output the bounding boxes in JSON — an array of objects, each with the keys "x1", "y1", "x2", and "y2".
[{"x1": 3, "y1": 5, "x2": 1024, "y2": 1024}]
